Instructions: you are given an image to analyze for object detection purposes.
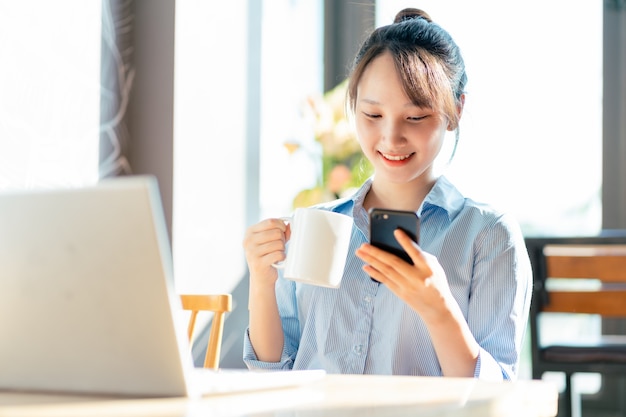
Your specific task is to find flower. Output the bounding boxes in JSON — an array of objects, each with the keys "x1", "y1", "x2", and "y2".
[{"x1": 288, "y1": 80, "x2": 373, "y2": 208}]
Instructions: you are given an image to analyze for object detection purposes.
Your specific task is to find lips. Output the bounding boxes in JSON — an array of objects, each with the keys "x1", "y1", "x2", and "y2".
[{"x1": 380, "y1": 151, "x2": 415, "y2": 161}]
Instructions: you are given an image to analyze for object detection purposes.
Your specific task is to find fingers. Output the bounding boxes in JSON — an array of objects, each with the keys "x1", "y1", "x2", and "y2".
[
  {"x1": 393, "y1": 229, "x2": 430, "y2": 274},
  {"x1": 246, "y1": 218, "x2": 288, "y2": 235},
  {"x1": 356, "y1": 243, "x2": 407, "y2": 287},
  {"x1": 243, "y1": 218, "x2": 290, "y2": 270},
  {"x1": 355, "y1": 229, "x2": 432, "y2": 284},
  {"x1": 357, "y1": 231, "x2": 454, "y2": 318}
]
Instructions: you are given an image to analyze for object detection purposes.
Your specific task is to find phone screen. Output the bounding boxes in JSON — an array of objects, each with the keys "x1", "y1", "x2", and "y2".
[{"x1": 369, "y1": 208, "x2": 419, "y2": 265}]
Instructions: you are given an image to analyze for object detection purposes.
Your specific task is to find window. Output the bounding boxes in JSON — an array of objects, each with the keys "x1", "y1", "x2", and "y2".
[
  {"x1": 258, "y1": 0, "x2": 324, "y2": 218},
  {"x1": 377, "y1": 1, "x2": 603, "y2": 236},
  {"x1": 173, "y1": 0, "x2": 249, "y2": 294},
  {"x1": 0, "y1": 2, "x2": 100, "y2": 190},
  {"x1": 173, "y1": 0, "x2": 323, "y2": 293}
]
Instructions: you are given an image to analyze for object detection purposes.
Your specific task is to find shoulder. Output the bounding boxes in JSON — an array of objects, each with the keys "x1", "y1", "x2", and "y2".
[
  {"x1": 309, "y1": 195, "x2": 354, "y2": 214},
  {"x1": 457, "y1": 199, "x2": 527, "y2": 259},
  {"x1": 462, "y1": 198, "x2": 520, "y2": 232}
]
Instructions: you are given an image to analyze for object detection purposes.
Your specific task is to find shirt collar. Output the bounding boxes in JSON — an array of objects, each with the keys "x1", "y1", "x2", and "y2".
[
  {"x1": 344, "y1": 175, "x2": 465, "y2": 222},
  {"x1": 420, "y1": 176, "x2": 465, "y2": 221}
]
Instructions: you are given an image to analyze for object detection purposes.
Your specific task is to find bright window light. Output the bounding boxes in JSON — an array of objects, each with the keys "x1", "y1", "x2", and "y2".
[
  {"x1": 377, "y1": 1, "x2": 602, "y2": 236},
  {"x1": 0, "y1": 2, "x2": 101, "y2": 189}
]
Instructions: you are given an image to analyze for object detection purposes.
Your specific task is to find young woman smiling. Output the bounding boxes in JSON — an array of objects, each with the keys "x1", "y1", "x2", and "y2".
[{"x1": 242, "y1": 8, "x2": 532, "y2": 381}]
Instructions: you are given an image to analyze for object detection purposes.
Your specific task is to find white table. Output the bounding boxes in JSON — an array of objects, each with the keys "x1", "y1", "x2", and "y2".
[{"x1": 0, "y1": 374, "x2": 558, "y2": 417}]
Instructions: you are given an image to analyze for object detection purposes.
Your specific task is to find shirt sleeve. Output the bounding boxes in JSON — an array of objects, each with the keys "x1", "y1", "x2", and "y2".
[
  {"x1": 473, "y1": 348, "x2": 507, "y2": 381},
  {"x1": 468, "y1": 213, "x2": 533, "y2": 381},
  {"x1": 242, "y1": 276, "x2": 301, "y2": 370},
  {"x1": 242, "y1": 327, "x2": 292, "y2": 370}
]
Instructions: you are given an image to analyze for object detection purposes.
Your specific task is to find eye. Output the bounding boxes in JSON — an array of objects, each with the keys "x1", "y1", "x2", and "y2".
[
  {"x1": 362, "y1": 111, "x2": 381, "y2": 119},
  {"x1": 407, "y1": 115, "x2": 427, "y2": 122}
]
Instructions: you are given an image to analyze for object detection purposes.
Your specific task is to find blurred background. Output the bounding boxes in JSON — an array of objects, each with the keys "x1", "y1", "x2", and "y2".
[{"x1": 1, "y1": 1, "x2": 624, "y2": 415}]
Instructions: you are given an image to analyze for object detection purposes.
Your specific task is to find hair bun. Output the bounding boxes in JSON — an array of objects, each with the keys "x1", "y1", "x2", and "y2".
[{"x1": 393, "y1": 8, "x2": 432, "y2": 24}]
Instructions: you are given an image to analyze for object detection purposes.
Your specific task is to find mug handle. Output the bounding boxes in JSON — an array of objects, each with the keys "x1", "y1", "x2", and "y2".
[{"x1": 271, "y1": 216, "x2": 292, "y2": 269}]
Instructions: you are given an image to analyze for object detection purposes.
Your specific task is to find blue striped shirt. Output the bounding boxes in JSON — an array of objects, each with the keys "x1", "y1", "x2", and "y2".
[{"x1": 243, "y1": 176, "x2": 533, "y2": 380}]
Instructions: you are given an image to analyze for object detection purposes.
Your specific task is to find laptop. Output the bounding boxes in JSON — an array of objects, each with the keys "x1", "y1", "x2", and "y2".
[{"x1": 0, "y1": 176, "x2": 324, "y2": 398}]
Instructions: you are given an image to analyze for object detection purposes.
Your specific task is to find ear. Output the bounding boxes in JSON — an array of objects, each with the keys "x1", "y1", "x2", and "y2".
[
  {"x1": 457, "y1": 93, "x2": 465, "y2": 118},
  {"x1": 447, "y1": 94, "x2": 465, "y2": 131}
]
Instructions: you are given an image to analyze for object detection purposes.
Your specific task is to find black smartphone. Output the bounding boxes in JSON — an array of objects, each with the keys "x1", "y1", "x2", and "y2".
[{"x1": 369, "y1": 208, "x2": 419, "y2": 265}]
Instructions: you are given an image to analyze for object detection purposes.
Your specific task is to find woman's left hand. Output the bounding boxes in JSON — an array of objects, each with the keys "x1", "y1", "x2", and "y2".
[
  {"x1": 355, "y1": 229, "x2": 453, "y2": 323},
  {"x1": 356, "y1": 228, "x2": 481, "y2": 377}
]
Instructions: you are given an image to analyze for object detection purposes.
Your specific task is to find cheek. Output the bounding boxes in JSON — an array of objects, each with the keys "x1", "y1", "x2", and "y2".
[
  {"x1": 425, "y1": 128, "x2": 447, "y2": 155},
  {"x1": 355, "y1": 121, "x2": 377, "y2": 148},
  {"x1": 355, "y1": 133, "x2": 376, "y2": 161}
]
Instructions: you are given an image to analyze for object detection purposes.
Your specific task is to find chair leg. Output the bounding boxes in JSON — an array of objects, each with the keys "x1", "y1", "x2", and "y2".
[{"x1": 562, "y1": 373, "x2": 572, "y2": 417}]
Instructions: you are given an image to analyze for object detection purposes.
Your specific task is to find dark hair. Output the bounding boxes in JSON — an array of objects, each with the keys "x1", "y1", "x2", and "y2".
[{"x1": 347, "y1": 8, "x2": 467, "y2": 155}]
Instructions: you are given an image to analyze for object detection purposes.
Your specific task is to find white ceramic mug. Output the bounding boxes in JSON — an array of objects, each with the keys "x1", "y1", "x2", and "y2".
[{"x1": 272, "y1": 208, "x2": 353, "y2": 288}]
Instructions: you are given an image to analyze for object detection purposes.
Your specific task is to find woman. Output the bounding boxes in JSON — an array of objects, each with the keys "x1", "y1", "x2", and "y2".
[{"x1": 242, "y1": 8, "x2": 532, "y2": 381}]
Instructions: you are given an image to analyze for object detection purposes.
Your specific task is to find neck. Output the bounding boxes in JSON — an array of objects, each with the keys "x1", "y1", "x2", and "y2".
[{"x1": 364, "y1": 175, "x2": 439, "y2": 212}]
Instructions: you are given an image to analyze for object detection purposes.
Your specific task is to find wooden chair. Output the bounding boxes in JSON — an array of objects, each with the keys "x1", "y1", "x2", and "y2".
[
  {"x1": 179, "y1": 294, "x2": 232, "y2": 370},
  {"x1": 525, "y1": 232, "x2": 626, "y2": 417}
]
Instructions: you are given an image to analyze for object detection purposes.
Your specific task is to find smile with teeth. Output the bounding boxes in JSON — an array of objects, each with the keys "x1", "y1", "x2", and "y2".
[{"x1": 380, "y1": 151, "x2": 414, "y2": 161}]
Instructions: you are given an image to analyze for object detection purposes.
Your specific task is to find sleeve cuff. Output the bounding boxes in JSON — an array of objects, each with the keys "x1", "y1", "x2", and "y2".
[
  {"x1": 242, "y1": 327, "x2": 293, "y2": 371},
  {"x1": 473, "y1": 348, "x2": 507, "y2": 381}
]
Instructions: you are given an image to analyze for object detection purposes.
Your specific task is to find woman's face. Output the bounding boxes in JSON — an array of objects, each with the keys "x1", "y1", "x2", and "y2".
[{"x1": 355, "y1": 51, "x2": 448, "y2": 186}]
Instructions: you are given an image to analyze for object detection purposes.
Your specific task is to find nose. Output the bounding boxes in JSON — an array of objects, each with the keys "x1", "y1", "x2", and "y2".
[{"x1": 382, "y1": 120, "x2": 407, "y2": 146}]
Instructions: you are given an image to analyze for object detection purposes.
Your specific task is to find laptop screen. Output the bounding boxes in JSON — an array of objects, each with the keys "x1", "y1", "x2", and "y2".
[{"x1": 0, "y1": 176, "x2": 192, "y2": 396}]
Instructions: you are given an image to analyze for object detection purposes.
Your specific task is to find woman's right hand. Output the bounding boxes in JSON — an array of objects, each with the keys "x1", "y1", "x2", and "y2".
[
  {"x1": 242, "y1": 218, "x2": 291, "y2": 287},
  {"x1": 244, "y1": 218, "x2": 291, "y2": 362}
]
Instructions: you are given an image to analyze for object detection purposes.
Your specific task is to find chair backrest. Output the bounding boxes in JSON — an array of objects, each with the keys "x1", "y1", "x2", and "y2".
[
  {"x1": 525, "y1": 232, "x2": 626, "y2": 417},
  {"x1": 179, "y1": 294, "x2": 233, "y2": 370},
  {"x1": 526, "y1": 232, "x2": 626, "y2": 351},
  {"x1": 539, "y1": 244, "x2": 626, "y2": 317}
]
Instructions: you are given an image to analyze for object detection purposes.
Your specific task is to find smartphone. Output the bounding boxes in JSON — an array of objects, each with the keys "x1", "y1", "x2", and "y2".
[{"x1": 369, "y1": 208, "x2": 419, "y2": 265}]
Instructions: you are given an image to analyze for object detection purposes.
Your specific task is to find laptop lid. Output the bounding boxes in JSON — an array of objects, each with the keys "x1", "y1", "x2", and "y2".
[{"x1": 0, "y1": 176, "x2": 193, "y2": 397}]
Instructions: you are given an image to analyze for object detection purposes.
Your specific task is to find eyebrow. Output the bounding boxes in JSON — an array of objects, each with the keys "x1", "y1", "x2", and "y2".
[
  {"x1": 359, "y1": 98, "x2": 421, "y2": 109},
  {"x1": 360, "y1": 98, "x2": 380, "y2": 105}
]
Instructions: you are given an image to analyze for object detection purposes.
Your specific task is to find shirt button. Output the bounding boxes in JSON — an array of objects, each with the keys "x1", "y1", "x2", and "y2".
[
  {"x1": 353, "y1": 345, "x2": 363, "y2": 355},
  {"x1": 364, "y1": 296, "x2": 372, "y2": 303}
]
